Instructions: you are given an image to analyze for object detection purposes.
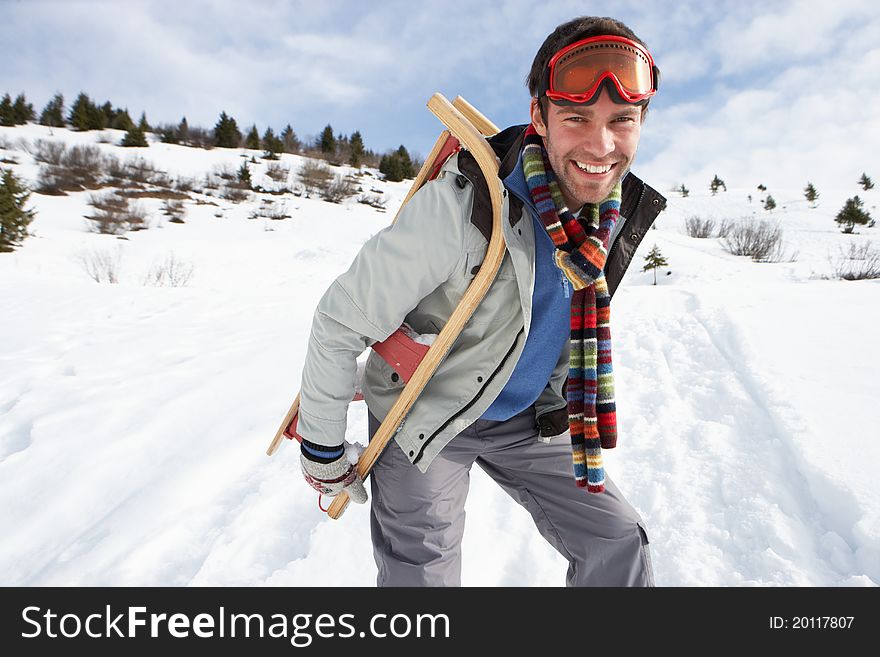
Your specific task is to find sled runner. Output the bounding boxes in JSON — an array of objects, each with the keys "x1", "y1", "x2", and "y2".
[{"x1": 267, "y1": 94, "x2": 504, "y2": 519}]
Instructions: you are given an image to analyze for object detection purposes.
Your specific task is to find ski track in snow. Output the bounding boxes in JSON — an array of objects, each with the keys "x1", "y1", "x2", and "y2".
[{"x1": 613, "y1": 287, "x2": 875, "y2": 586}]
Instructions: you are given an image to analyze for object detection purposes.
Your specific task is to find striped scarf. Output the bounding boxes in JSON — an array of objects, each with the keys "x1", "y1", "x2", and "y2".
[{"x1": 521, "y1": 124, "x2": 619, "y2": 493}]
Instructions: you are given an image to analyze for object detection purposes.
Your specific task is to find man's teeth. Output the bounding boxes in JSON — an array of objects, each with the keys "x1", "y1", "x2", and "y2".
[{"x1": 575, "y1": 161, "x2": 613, "y2": 174}]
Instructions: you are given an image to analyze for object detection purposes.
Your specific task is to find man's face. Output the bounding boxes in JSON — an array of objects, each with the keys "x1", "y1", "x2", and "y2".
[{"x1": 530, "y1": 87, "x2": 643, "y2": 210}]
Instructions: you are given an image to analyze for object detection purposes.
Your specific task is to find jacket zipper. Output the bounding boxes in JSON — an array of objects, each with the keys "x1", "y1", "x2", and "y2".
[{"x1": 413, "y1": 326, "x2": 525, "y2": 465}]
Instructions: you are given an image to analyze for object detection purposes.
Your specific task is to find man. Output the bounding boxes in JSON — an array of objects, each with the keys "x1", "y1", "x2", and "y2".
[{"x1": 297, "y1": 16, "x2": 666, "y2": 586}]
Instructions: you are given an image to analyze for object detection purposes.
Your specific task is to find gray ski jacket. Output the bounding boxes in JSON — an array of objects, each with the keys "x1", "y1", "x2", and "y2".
[{"x1": 297, "y1": 125, "x2": 666, "y2": 472}]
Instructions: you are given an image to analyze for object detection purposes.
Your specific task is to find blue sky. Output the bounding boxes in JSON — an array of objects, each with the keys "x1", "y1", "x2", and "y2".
[{"x1": 2, "y1": 0, "x2": 879, "y2": 192}]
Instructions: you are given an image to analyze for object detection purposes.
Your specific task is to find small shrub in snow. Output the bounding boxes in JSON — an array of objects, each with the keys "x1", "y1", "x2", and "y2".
[
  {"x1": 37, "y1": 144, "x2": 108, "y2": 194},
  {"x1": 32, "y1": 139, "x2": 67, "y2": 165},
  {"x1": 143, "y1": 253, "x2": 194, "y2": 287},
  {"x1": 78, "y1": 246, "x2": 122, "y2": 284},
  {"x1": 162, "y1": 199, "x2": 186, "y2": 223},
  {"x1": 357, "y1": 193, "x2": 386, "y2": 210},
  {"x1": 322, "y1": 174, "x2": 357, "y2": 204},
  {"x1": 265, "y1": 162, "x2": 290, "y2": 183},
  {"x1": 721, "y1": 220, "x2": 793, "y2": 262},
  {"x1": 220, "y1": 183, "x2": 250, "y2": 202},
  {"x1": 250, "y1": 200, "x2": 289, "y2": 220},
  {"x1": 829, "y1": 241, "x2": 880, "y2": 280},
  {"x1": 684, "y1": 215, "x2": 715, "y2": 238},
  {"x1": 717, "y1": 218, "x2": 736, "y2": 239},
  {"x1": 298, "y1": 159, "x2": 333, "y2": 197},
  {"x1": 86, "y1": 191, "x2": 148, "y2": 235}
]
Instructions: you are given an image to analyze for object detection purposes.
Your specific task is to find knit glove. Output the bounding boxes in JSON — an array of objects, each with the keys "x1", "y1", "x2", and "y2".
[{"x1": 300, "y1": 439, "x2": 368, "y2": 504}]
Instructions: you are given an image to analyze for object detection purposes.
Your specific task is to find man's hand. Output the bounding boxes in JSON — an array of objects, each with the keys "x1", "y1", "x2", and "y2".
[{"x1": 300, "y1": 440, "x2": 368, "y2": 504}]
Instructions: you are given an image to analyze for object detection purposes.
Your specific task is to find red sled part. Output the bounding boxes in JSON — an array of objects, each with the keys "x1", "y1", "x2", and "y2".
[
  {"x1": 429, "y1": 135, "x2": 461, "y2": 181},
  {"x1": 283, "y1": 326, "x2": 432, "y2": 443}
]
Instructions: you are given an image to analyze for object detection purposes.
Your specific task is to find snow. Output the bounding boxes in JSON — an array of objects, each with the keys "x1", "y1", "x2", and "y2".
[{"x1": 1, "y1": 123, "x2": 878, "y2": 587}]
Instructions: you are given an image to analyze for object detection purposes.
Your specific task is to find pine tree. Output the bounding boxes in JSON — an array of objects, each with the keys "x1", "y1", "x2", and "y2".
[
  {"x1": 281, "y1": 124, "x2": 300, "y2": 153},
  {"x1": 137, "y1": 112, "x2": 150, "y2": 133},
  {"x1": 237, "y1": 161, "x2": 252, "y2": 188},
  {"x1": 0, "y1": 94, "x2": 13, "y2": 126},
  {"x1": 262, "y1": 127, "x2": 283, "y2": 159},
  {"x1": 804, "y1": 182, "x2": 819, "y2": 208},
  {"x1": 39, "y1": 93, "x2": 65, "y2": 127},
  {"x1": 320, "y1": 124, "x2": 336, "y2": 154},
  {"x1": 121, "y1": 124, "x2": 148, "y2": 147},
  {"x1": 245, "y1": 124, "x2": 261, "y2": 150},
  {"x1": 859, "y1": 173, "x2": 874, "y2": 191},
  {"x1": 678, "y1": 184, "x2": 689, "y2": 198},
  {"x1": 213, "y1": 111, "x2": 241, "y2": 148},
  {"x1": 177, "y1": 117, "x2": 189, "y2": 144},
  {"x1": 349, "y1": 131, "x2": 365, "y2": 168},
  {"x1": 68, "y1": 92, "x2": 95, "y2": 130},
  {"x1": 764, "y1": 195, "x2": 777, "y2": 211},
  {"x1": 835, "y1": 196, "x2": 872, "y2": 234},
  {"x1": 379, "y1": 151, "x2": 405, "y2": 182},
  {"x1": 12, "y1": 94, "x2": 35, "y2": 124},
  {"x1": 100, "y1": 101, "x2": 115, "y2": 127},
  {"x1": 710, "y1": 174, "x2": 726, "y2": 195},
  {"x1": 0, "y1": 168, "x2": 36, "y2": 253},
  {"x1": 641, "y1": 244, "x2": 668, "y2": 285},
  {"x1": 111, "y1": 108, "x2": 134, "y2": 131},
  {"x1": 396, "y1": 145, "x2": 416, "y2": 179}
]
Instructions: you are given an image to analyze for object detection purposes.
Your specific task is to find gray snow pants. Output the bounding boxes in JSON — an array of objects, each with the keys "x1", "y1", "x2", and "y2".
[{"x1": 367, "y1": 405, "x2": 655, "y2": 587}]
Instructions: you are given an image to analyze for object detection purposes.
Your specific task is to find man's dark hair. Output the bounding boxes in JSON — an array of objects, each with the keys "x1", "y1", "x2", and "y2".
[{"x1": 527, "y1": 16, "x2": 652, "y2": 119}]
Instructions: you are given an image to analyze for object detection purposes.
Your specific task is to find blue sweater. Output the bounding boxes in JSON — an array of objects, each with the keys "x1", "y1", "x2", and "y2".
[{"x1": 480, "y1": 153, "x2": 572, "y2": 421}]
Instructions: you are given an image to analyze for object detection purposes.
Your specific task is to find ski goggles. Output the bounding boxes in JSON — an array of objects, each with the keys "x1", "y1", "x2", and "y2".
[{"x1": 539, "y1": 35, "x2": 659, "y2": 105}]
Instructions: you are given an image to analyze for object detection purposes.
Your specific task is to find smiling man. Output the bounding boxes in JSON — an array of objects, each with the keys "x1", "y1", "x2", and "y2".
[{"x1": 296, "y1": 16, "x2": 667, "y2": 586}]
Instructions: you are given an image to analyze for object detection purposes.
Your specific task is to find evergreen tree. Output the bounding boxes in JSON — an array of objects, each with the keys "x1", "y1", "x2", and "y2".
[
  {"x1": 0, "y1": 94, "x2": 13, "y2": 126},
  {"x1": 245, "y1": 124, "x2": 261, "y2": 150},
  {"x1": 111, "y1": 108, "x2": 134, "y2": 131},
  {"x1": 237, "y1": 161, "x2": 251, "y2": 188},
  {"x1": 379, "y1": 151, "x2": 405, "y2": 182},
  {"x1": 137, "y1": 112, "x2": 150, "y2": 133},
  {"x1": 0, "y1": 168, "x2": 36, "y2": 253},
  {"x1": 859, "y1": 173, "x2": 874, "y2": 191},
  {"x1": 319, "y1": 124, "x2": 336, "y2": 154},
  {"x1": 757, "y1": 184, "x2": 767, "y2": 192},
  {"x1": 100, "y1": 101, "x2": 115, "y2": 127},
  {"x1": 641, "y1": 244, "x2": 668, "y2": 285},
  {"x1": 804, "y1": 182, "x2": 819, "y2": 208},
  {"x1": 349, "y1": 131, "x2": 365, "y2": 168},
  {"x1": 121, "y1": 124, "x2": 148, "y2": 147},
  {"x1": 68, "y1": 92, "x2": 95, "y2": 130},
  {"x1": 262, "y1": 127, "x2": 283, "y2": 159},
  {"x1": 835, "y1": 196, "x2": 872, "y2": 233},
  {"x1": 39, "y1": 93, "x2": 65, "y2": 127},
  {"x1": 710, "y1": 174, "x2": 726, "y2": 195},
  {"x1": 764, "y1": 195, "x2": 777, "y2": 212},
  {"x1": 177, "y1": 117, "x2": 189, "y2": 144},
  {"x1": 396, "y1": 145, "x2": 415, "y2": 178},
  {"x1": 281, "y1": 124, "x2": 300, "y2": 153},
  {"x1": 213, "y1": 111, "x2": 241, "y2": 148},
  {"x1": 678, "y1": 184, "x2": 689, "y2": 198},
  {"x1": 12, "y1": 94, "x2": 35, "y2": 124}
]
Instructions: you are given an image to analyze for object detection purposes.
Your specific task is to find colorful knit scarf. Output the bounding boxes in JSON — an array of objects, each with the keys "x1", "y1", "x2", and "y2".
[{"x1": 521, "y1": 124, "x2": 619, "y2": 493}]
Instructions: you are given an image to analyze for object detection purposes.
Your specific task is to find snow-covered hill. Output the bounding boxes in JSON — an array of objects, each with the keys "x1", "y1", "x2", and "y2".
[{"x1": 1, "y1": 123, "x2": 878, "y2": 586}]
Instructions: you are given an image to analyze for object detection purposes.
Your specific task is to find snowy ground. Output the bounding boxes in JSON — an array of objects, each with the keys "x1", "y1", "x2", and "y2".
[{"x1": 1, "y1": 124, "x2": 878, "y2": 586}]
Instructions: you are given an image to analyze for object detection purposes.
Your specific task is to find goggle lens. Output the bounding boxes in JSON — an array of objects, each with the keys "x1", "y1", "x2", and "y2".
[{"x1": 545, "y1": 36, "x2": 657, "y2": 103}]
